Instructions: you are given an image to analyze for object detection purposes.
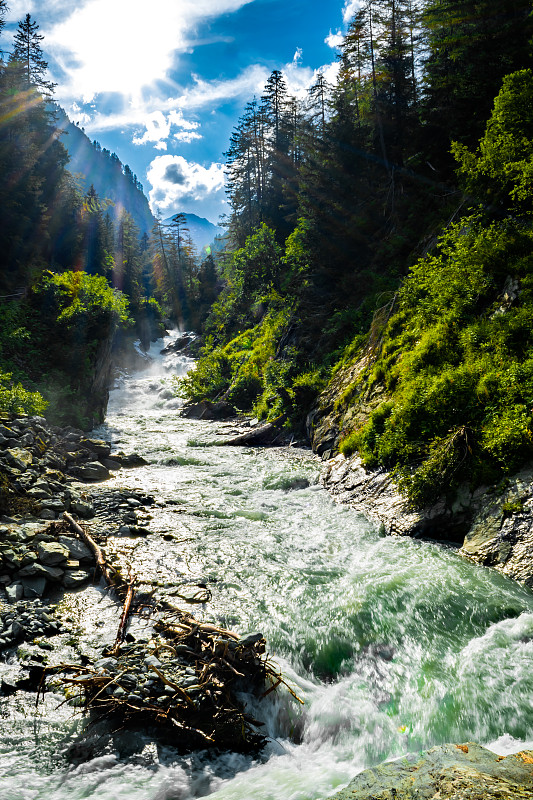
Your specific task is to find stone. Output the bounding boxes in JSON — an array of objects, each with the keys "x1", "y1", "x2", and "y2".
[
  {"x1": 101, "y1": 458, "x2": 122, "y2": 471},
  {"x1": 5, "y1": 583, "x2": 23, "y2": 602},
  {"x1": 41, "y1": 499, "x2": 66, "y2": 512},
  {"x1": 121, "y1": 453, "x2": 148, "y2": 468},
  {"x1": 58, "y1": 536, "x2": 92, "y2": 562},
  {"x1": 79, "y1": 438, "x2": 112, "y2": 458},
  {"x1": 18, "y1": 562, "x2": 63, "y2": 581},
  {"x1": 37, "y1": 542, "x2": 69, "y2": 566},
  {"x1": 26, "y1": 487, "x2": 51, "y2": 500},
  {"x1": 237, "y1": 632, "x2": 264, "y2": 647},
  {"x1": 39, "y1": 510, "x2": 56, "y2": 520},
  {"x1": 331, "y1": 743, "x2": 533, "y2": 800},
  {"x1": 144, "y1": 655, "x2": 162, "y2": 669},
  {"x1": 20, "y1": 576, "x2": 47, "y2": 598},
  {"x1": 94, "y1": 657, "x2": 118, "y2": 672},
  {"x1": 5, "y1": 448, "x2": 33, "y2": 471},
  {"x1": 70, "y1": 500, "x2": 95, "y2": 519},
  {"x1": 62, "y1": 569, "x2": 91, "y2": 589},
  {"x1": 75, "y1": 462, "x2": 110, "y2": 482},
  {"x1": 181, "y1": 399, "x2": 236, "y2": 420}
]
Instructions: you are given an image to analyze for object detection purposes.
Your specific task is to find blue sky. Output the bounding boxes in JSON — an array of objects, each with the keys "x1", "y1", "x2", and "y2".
[{"x1": 4, "y1": 0, "x2": 358, "y2": 223}]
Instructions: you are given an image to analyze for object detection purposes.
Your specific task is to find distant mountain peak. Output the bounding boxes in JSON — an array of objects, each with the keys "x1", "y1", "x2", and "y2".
[{"x1": 162, "y1": 212, "x2": 224, "y2": 253}]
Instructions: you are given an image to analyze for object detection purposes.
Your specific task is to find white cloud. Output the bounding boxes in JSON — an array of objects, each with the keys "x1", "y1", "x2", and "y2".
[
  {"x1": 282, "y1": 54, "x2": 340, "y2": 101},
  {"x1": 325, "y1": 30, "x2": 344, "y2": 49},
  {"x1": 174, "y1": 131, "x2": 203, "y2": 143},
  {"x1": 133, "y1": 111, "x2": 172, "y2": 146},
  {"x1": 147, "y1": 154, "x2": 226, "y2": 218},
  {"x1": 175, "y1": 65, "x2": 269, "y2": 110},
  {"x1": 48, "y1": 0, "x2": 256, "y2": 103},
  {"x1": 61, "y1": 64, "x2": 268, "y2": 141},
  {"x1": 342, "y1": 0, "x2": 363, "y2": 24}
]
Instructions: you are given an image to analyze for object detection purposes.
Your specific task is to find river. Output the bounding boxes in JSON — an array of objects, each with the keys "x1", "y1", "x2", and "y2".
[{"x1": 1, "y1": 331, "x2": 533, "y2": 799}]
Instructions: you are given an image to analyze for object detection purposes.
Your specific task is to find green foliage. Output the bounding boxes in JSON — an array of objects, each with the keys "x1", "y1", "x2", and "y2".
[
  {"x1": 206, "y1": 225, "x2": 282, "y2": 341},
  {"x1": 37, "y1": 270, "x2": 130, "y2": 325},
  {"x1": 178, "y1": 306, "x2": 290, "y2": 411},
  {"x1": 335, "y1": 209, "x2": 533, "y2": 506},
  {"x1": 0, "y1": 371, "x2": 47, "y2": 415},
  {"x1": 453, "y1": 70, "x2": 533, "y2": 214}
]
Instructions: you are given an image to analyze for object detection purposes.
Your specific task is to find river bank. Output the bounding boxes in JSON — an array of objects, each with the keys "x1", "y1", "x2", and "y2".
[
  {"x1": 320, "y1": 450, "x2": 533, "y2": 588},
  {"x1": 1, "y1": 334, "x2": 533, "y2": 799}
]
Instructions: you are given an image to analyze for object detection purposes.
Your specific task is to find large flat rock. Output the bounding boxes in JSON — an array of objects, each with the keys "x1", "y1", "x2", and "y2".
[{"x1": 332, "y1": 742, "x2": 533, "y2": 799}]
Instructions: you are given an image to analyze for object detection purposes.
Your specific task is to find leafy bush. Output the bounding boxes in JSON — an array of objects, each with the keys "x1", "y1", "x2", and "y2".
[{"x1": 0, "y1": 372, "x2": 47, "y2": 415}]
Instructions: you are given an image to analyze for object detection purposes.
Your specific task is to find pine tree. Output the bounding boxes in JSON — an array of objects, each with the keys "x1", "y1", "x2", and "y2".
[
  {"x1": 0, "y1": 0, "x2": 7, "y2": 42},
  {"x1": 420, "y1": 0, "x2": 533, "y2": 176},
  {"x1": 10, "y1": 14, "x2": 56, "y2": 95}
]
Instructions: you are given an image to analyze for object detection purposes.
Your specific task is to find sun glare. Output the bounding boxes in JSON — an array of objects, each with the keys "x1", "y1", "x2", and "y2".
[{"x1": 49, "y1": 0, "x2": 248, "y2": 101}]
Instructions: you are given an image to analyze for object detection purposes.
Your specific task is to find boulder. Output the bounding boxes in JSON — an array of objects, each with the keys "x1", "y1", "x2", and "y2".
[
  {"x1": 331, "y1": 743, "x2": 533, "y2": 800},
  {"x1": 58, "y1": 536, "x2": 93, "y2": 563},
  {"x1": 62, "y1": 569, "x2": 91, "y2": 589},
  {"x1": 5, "y1": 448, "x2": 33, "y2": 471},
  {"x1": 20, "y1": 576, "x2": 46, "y2": 598},
  {"x1": 37, "y1": 541, "x2": 69, "y2": 566},
  {"x1": 79, "y1": 438, "x2": 112, "y2": 458},
  {"x1": 70, "y1": 499, "x2": 95, "y2": 518},
  {"x1": 181, "y1": 400, "x2": 236, "y2": 420},
  {"x1": 75, "y1": 462, "x2": 110, "y2": 482}
]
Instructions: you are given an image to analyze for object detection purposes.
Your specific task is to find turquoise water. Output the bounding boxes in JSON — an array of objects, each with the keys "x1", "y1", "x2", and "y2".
[{"x1": 1, "y1": 333, "x2": 532, "y2": 799}]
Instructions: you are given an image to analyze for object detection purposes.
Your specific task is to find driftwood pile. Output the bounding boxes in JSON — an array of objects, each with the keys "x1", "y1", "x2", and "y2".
[{"x1": 40, "y1": 512, "x2": 300, "y2": 752}]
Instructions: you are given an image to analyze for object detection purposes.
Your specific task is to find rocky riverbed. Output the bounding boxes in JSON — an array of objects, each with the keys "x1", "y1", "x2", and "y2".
[{"x1": 0, "y1": 411, "x2": 280, "y2": 757}]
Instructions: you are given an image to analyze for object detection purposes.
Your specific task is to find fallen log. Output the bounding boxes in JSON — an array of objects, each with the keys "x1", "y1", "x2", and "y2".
[{"x1": 63, "y1": 511, "x2": 122, "y2": 590}]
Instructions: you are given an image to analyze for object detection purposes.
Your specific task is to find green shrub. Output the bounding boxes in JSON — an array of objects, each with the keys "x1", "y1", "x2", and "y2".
[{"x1": 0, "y1": 372, "x2": 47, "y2": 416}]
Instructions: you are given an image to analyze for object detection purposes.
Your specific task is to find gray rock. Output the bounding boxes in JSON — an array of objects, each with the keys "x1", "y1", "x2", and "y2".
[
  {"x1": 76, "y1": 462, "x2": 110, "y2": 482},
  {"x1": 237, "y1": 632, "x2": 264, "y2": 647},
  {"x1": 5, "y1": 448, "x2": 33, "y2": 471},
  {"x1": 101, "y1": 458, "x2": 122, "y2": 471},
  {"x1": 120, "y1": 453, "x2": 148, "y2": 468},
  {"x1": 94, "y1": 657, "x2": 118, "y2": 672},
  {"x1": 27, "y1": 487, "x2": 51, "y2": 500},
  {"x1": 58, "y1": 536, "x2": 92, "y2": 562},
  {"x1": 5, "y1": 583, "x2": 23, "y2": 602},
  {"x1": 62, "y1": 569, "x2": 91, "y2": 589},
  {"x1": 79, "y1": 438, "x2": 111, "y2": 458},
  {"x1": 40, "y1": 499, "x2": 66, "y2": 512},
  {"x1": 181, "y1": 399, "x2": 236, "y2": 420},
  {"x1": 39, "y1": 510, "x2": 56, "y2": 520},
  {"x1": 37, "y1": 542, "x2": 69, "y2": 566},
  {"x1": 144, "y1": 655, "x2": 162, "y2": 669},
  {"x1": 70, "y1": 499, "x2": 95, "y2": 518},
  {"x1": 331, "y1": 742, "x2": 533, "y2": 800},
  {"x1": 20, "y1": 576, "x2": 47, "y2": 598}
]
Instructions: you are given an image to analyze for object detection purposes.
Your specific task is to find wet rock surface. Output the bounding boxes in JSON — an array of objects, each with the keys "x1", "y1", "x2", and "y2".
[
  {"x1": 332, "y1": 742, "x2": 533, "y2": 799},
  {"x1": 322, "y1": 452, "x2": 533, "y2": 587}
]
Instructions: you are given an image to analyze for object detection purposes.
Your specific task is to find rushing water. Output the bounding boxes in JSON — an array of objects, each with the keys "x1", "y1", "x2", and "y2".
[{"x1": 1, "y1": 332, "x2": 533, "y2": 799}]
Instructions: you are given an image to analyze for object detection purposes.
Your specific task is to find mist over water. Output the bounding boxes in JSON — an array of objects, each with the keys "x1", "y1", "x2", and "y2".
[{"x1": 1, "y1": 331, "x2": 533, "y2": 799}]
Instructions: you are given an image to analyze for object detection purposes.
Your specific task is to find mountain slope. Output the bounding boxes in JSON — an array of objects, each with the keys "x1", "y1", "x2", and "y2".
[{"x1": 54, "y1": 105, "x2": 155, "y2": 236}]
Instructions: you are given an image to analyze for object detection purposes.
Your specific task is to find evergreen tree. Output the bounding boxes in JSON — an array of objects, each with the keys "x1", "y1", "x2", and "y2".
[
  {"x1": 10, "y1": 14, "x2": 56, "y2": 95},
  {"x1": 420, "y1": 0, "x2": 533, "y2": 176}
]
